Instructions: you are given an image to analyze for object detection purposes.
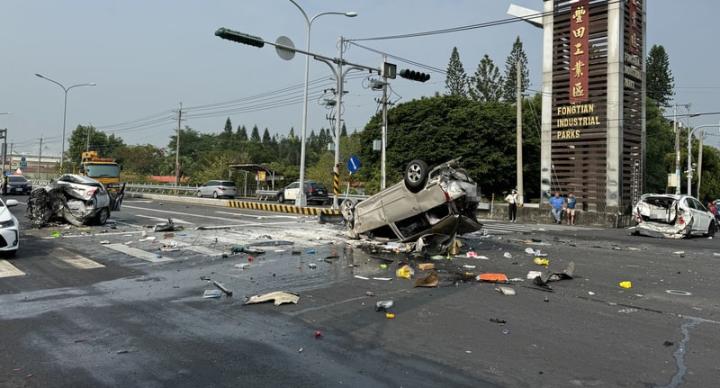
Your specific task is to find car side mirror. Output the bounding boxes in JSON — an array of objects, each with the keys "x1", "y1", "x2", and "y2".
[{"x1": 6, "y1": 199, "x2": 18, "y2": 207}]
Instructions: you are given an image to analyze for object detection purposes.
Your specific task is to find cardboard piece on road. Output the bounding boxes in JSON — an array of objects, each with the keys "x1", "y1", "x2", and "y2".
[
  {"x1": 417, "y1": 263, "x2": 435, "y2": 271},
  {"x1": 414, "y1": 271, "x2": 439, "y2": 288},
  {"x1": 245, "y1": 291, "x2": 299, "y2": 306}
]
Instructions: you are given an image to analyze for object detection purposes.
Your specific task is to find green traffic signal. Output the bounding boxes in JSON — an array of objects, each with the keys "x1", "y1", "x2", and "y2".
[{"x1": 215, "y1": 27, "x2": 265, "y2": 48}]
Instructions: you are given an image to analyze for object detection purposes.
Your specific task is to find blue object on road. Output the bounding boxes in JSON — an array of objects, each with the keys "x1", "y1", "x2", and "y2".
[{"x1": 347, "y1": 155, "x2": 361, "y2": 174}]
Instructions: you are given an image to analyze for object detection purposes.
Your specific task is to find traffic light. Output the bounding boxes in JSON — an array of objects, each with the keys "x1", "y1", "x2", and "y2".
[
  {"x1": 398, "y1": 69, "x2": 430, "y2": 82},
  {"x1": 215, "y1": 27, "x2": 265, "y2": 48}
]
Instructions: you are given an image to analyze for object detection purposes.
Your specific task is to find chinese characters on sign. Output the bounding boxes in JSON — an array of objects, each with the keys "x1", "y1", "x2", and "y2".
[
  {"x1": 569, "y1": 0, "x2": 590, "y2": 103},
  {"x1": 627, "y1": 0, "x2": 641, "y2": 55}
]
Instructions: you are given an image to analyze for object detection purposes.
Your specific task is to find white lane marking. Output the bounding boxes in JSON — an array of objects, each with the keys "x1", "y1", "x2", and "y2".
[
  {"x1": 215, "y1": 210, "x2": 299, "y2": 220},
  {"x1": 122, "y1": 205, "x2": 249, "y2": 223},
  {"x1": 124, "y1": 200, "x2": 153, "y2": 203},
  {"x1": 134, "y1": 214, "x2": 192, "y2": 224},
  {"x1": 104, "y1": 243, "x2": 173, "y2": 263},
  {"x1": 197, "y1": 221, "x2": 299, "y2": 230},
  {"x1": 112, "y1": 220, "x2": 144, "y2": 229},
  {"x1": 0, "y1": 259, "x2": 25, "y2": 278},
  {"x1": 161, "y1": 239, "x2": 224, "y2": 256},
  {"x1": 54, "y1": 248, "x2": 105, "y2": 269},
  {"x1": 41, "y1": 230, "x2": 146, "y2": 240}
]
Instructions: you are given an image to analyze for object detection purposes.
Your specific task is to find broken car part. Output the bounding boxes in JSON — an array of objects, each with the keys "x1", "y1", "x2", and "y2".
[{"x1": 245, "y1": 291, "x2": 299, "y2": 306}]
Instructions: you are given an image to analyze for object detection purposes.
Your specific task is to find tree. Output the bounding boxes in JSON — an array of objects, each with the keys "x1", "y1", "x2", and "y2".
[
  {"x1": 67, "y1": 125, "x2": 126, "y2": 167},
  {"x1": 646, "y1": 44, "x2": 674, "y2": 106},
  {"x1": 262, "y1": 128, "x2": 271, "y2": 143},
  {"x1": 469, "y1": 54, "x2": 504, "y2": 102},
  {"x1": 503, "y1": 36, "x2": 530, "y2": 101},
  {"x1": 250, "y1": 125, "x2": 261, "y2": 142},
  {"x1": 644, "y1": 98, "x2": 675, "y2": 193},
  {"x1": 340, "y1": 123, "x2": 348, "y2": 137},
  {"x1": 237, "y1": 125, "x2": 248, "y2": 141},
  {"x1": 445, "y1": 47, "x2": 468, "y2": 97},
  {"x1": 223, "y1": 117, "x2": 233, "y2": 134},
  {"x1": 288, "y1": 127, "x2": 296, "y2": 140}
]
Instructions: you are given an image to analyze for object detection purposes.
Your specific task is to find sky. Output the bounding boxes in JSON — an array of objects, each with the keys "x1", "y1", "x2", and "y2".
[{"x1": 1, "y1": 0, "x2": 718, "y2": 157}]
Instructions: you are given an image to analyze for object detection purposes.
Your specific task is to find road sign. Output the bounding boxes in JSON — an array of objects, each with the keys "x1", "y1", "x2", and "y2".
[
  {"x1": 347, "y1": 155, "x2": 361, "y2": 174},
  {"x1": 19, "y1": 156, "x2": 27, "y2": 169}
]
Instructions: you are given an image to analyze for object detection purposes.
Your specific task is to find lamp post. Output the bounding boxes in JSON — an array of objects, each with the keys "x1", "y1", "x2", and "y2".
[
  {"x1": 288, "y1": 0, "x2": 356, "y2": 206},
  {"x1": 35, "y1": 73, "x2": 95, "y2": 172},
  {"x1": 686, "y1": 124, "x2": 720, "y2": 197}
]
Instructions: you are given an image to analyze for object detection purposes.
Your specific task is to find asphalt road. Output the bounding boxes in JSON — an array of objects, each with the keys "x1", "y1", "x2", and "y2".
[{"x1": 1, "y1": 195, "x2": 719, "y2": 387}]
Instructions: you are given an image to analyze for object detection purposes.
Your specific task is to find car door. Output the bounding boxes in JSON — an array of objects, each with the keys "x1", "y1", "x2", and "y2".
[
  {"x1": 203, "y1": 181, "x2": 216, "y2": 197},
  {"x1": 285, "y1": 183, "x2": 299, "y2": 200},
  {"x1": 691, "y1": 198, "x2": 711, "y2": 232}
]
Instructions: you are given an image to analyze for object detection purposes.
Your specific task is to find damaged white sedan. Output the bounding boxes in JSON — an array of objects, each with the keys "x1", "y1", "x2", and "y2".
[
  {"x1": 27, "y1": 174, "x2": 124, "y2": 227},
  {"x1": 630, "y1": 194, "x2": 716, "y2": 238},
  {"x1": 341, "y1": 159, "x2": 482, "y2": 242}
]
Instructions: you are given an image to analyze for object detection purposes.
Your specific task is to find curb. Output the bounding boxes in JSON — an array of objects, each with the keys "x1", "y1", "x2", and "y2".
[{"x1": 228, "y1": 200, "x2": 340, "y2": 216}]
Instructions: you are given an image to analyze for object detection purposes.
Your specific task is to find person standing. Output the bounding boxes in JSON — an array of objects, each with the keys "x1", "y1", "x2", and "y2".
[
  {"x1": 549, "y1": 191, "x2": 565, "y2": 224},
  {"x1": 505, "y1": 189, "x2": 519, "y2": 223},
  {"x1": 566, "y1": 192, "x2": 577, "y2": 225}
]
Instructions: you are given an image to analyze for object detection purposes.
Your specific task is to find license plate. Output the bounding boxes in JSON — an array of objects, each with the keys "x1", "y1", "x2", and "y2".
[{"x1": 318, "y1": 191, "x2": 324, "y2": 195}]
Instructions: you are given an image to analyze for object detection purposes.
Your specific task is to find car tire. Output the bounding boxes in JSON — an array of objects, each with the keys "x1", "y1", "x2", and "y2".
[
  {"x1": 277, "y1": 194, "x2": 284, "y2": 203},
  {"x1": 404, "y1": 159, "x2": 429, "y2": 193},
  {"x1": 2, "y1": 249, "x2": 17, "y2": 258},
  {"x1": 340, "y1": 199, "x2": 356, "y2": 224},
  {"x1": 707, "y1": 221, "x2": 717, "y2": 237},
  {"x1": 96, "y1": 208, "x2": 110, "y2": 225},
  {"x1": 213, "y1": 191, "x2": 219, "y2": 199},
  {"x1": 196, "y1": 190, "x2": 202, "y2": 198}
]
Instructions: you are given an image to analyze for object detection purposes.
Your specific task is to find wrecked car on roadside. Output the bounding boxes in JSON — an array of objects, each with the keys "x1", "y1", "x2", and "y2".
[
  {"x1": 27, "y1": 174, "x2": 124, "y2": 227},
  {"x1": 341, "y1": 159, "x2": 482, "y2": 242},
  {"x1": 630, "y1": 194, "x2": 716, "y2": 238}
]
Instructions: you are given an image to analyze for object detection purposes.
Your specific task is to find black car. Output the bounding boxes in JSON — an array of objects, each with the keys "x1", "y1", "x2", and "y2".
[{"x1": 4, "y1": 175, "x2": 32, "y2": 195}]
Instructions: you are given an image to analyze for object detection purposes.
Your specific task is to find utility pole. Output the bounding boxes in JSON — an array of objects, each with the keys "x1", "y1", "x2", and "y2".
[
  {"x1": 85, "y1": 126, "x2": 92, "y2": 152},
  {"x1": 38, "y1": 136, "x2": 43, "y2": 178},
  {"x1": 8, "y1": 143, "x2": 13, "y2": 172},
  {"x1": 516, "y1": 61, "x2": 524, "y2": 203},
  {"x1": 175, "y1": 102, "x2": 182, "y2": 186},
  {"x1": 673, "y1": 104, "x2": 680, "y2": 195},
  {"x1": 0, "y1": 129, "x2": 7, "y2": 176},
  {"x1": 696, "y1": 129, "x2": 703, "y2": 199},
  {"x1": 332, "y1": 36, "x2": 345, "y2": 209},
  {"x1": 381, "y1": 55, "x2": 389, "y2": 191}
]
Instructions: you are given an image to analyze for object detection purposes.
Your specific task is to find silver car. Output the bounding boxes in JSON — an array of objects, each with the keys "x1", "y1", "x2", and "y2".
[
  {"x1": 196, "y1": 180, "x2": 237, "y2": 199},
  {"x1": 342, "y1": 159, "x2": 482, "y2": 242},
  {"x1": 631, "y1": 194, "x2": 716, "y2": 238}
]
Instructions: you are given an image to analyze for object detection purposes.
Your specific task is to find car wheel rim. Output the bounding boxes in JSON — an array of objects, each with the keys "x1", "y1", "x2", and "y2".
[{"x1": 407, "y1": 164, "x2": 422, "y2": 182}]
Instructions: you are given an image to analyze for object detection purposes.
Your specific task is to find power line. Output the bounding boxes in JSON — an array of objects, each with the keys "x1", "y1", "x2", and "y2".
[{"x1": 348, "y1": 41, "x2": 447, "y2": 74}]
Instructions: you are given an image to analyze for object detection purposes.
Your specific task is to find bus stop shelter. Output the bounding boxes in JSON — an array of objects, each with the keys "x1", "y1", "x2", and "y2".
[{"x1": 229, "y1": 164, "x2": 284, "y2": 197}]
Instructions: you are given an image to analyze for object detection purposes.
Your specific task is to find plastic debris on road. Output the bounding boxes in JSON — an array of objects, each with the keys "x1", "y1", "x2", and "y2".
[
  {"x1": 414, "y1": 271, "x2": 439, "y2": 288},
  {"x1": 395, "y1": 265, "x2": 414, "y2": 279},
  {"x1": 99, "y1": 240, "x2": 110, "y2": 244},
  {"x1": 533, "y1": 257, "x2": 550, "y2": 267},
  {"x1": 527, "y1": 270, "x2": 543, "y2": 280},
  {"x1": 619, "y1": 281, "x2": 632, "y2": 289},
  {"x1": 476, "y1": 273, "x2": 509, "y2": 283},
  {"x1": 308, "y1": 263, "x2": 317, "y2": 269},
  {"x1": 489, "y1": 318, "x2": 507, "y2": 324},
  {"x1": 495, "y1": 286, "x2": 516, "y2": 296},
  {"x1": 245, "y1": 291, "x2": 300, "y2": 306},
  {"x1": 50, "y1": 231, "x2": 61, "y2": 238},
  {"x1": 375, "y1": 300, "x2": 394, "y2": 311},
  {"x1": 463, "y1": 264, "x2": 476, "y2": 270},
  {"x1": 379, "y1": 263, "x2": 388, "y2": 270},
  {"x1": 354, "y1": 275, "x2": 369, "y2": 280},
  {"x1": 466, "y1": 251, "x2": 479, "y2": 258},
  {"x1": 503, "y1": 252, "x2": 513, "y2": 259},
  {"x1": 203, "y1": 289, "x2": 223, "y2": 299},
  {"x1": 524, "y1": 247, "x2": 535, "y2": 255},
  {"x1": 673, "y1": 251, "x2": 685, "y2": 255},
  {"x1": 372, "y1": 277, "x2": 393, "y2": 281},
  {"x1": 213, "y1": 281, "x2": 233, "y2": 297},
  {"x1": 385, "y1": 313, "x2": 396, "y2": 319},
  {"x1": 153, "y1": 218, "x2": 183, "y2": 232},
  {"x1": 231, "y1": 245, "x2": 265, "y2": 255},
  {"x1": 235, "y1": 263, "x2": 251, "y2": 270}
]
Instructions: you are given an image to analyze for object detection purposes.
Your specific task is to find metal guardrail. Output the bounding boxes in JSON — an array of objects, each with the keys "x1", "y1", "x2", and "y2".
[{"x1": 125, "y1": 183, "x2": 200, "y2": 197}]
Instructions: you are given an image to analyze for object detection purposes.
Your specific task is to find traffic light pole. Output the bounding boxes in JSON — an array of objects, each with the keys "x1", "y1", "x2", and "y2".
[{"x1": 381, "y1": 56, "x2": 388, "y2": 191}]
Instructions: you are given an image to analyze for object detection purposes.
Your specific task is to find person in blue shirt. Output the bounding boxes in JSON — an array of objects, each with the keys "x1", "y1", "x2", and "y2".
[
  {"x1": 566, "y1": 192, "x2": 577, "y2": 225},
  {"x1": 549, "y1": 191, "x2": 565, "y2": 224}
]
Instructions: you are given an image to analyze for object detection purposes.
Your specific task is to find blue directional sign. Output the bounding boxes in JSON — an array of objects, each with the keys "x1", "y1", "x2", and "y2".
[{"x1": 347, "y1": 155, "x2": 361, "y2": 174}]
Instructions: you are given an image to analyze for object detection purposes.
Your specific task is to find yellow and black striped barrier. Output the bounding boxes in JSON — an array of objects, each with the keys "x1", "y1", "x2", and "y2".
[
  {"x1": 333, "y1": 171, "x2": 340, "y2": 195},
  {"x1": 228, "y1": 200, "x2": 340, "y2": 216}
]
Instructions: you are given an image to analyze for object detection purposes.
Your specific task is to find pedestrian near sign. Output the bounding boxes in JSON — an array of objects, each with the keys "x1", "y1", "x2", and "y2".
[{"x1": 347, "y1": 155, "x2": 361, "y2": 174}]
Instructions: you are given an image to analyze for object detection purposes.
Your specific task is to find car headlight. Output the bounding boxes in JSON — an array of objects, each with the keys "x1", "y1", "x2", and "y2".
[{"x1": 0, "y1": 219, "x2": 15, "y2": 228}]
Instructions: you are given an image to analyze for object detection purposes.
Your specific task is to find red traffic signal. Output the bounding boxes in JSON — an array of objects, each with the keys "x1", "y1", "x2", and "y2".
[{"x1": 398, "y1": 69, "x2": 430, "y2": 82}]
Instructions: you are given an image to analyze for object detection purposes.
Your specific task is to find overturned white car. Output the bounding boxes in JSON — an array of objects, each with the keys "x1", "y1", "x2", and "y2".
[
  {"x1": 27, "y1": 174, "x2": 124, "y2": 227},
  {"x1": 630, "y1": 194, "x2": 716, "y2": 238},
  {"x1": 341, "y1": 159, "x2": 482, "y2": 242}
]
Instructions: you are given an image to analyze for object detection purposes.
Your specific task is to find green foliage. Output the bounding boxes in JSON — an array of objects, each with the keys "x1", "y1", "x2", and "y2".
[
  {"x1": 644, "y1": 99, "x2": 675, "y2": 193},
  {"x1": 646, "y1": 45, "x2": 675, "y2": 107},
  {"x1": 66, "y1": 125, "x2": 125, "y2": 169},
  {"x1": 223, "y1": 117, "x2": 233, "y2": 134},
  {"x1": 469, "y1": 54, "x2": 504, "y2": 103},
  {"x1": 503, "y1": 36, "x2": 530, "y2": 102},
  {"x1": 445, "y1": 47, "x2": 468, "y2": 97}
]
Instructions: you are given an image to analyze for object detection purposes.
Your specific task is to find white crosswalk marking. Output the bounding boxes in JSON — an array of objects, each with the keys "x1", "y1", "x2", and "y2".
[
  {"x1": 480, "y1": 221, "x2": 601, "y2": 235},
  {"x1": 0, "y1": 259, "x2": 25, "y2": 278},
  {"x1": 104, "y1": 243, "x2": 173, "y2": 263},
  {"x1": 54, "y1": 248, "x2": 105, "y2": 269}
]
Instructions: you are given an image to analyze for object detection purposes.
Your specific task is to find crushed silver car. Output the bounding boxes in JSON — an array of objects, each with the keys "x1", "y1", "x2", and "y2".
[
  {"x1": 630, "y1": 194, "x2": 716, "y2": 238},
  {"x1": 27, "y1": 174, "x2": 124, "y2": 227},
  {"x1": 341, "y1": 159, "x2": 482, "y2": 242}
]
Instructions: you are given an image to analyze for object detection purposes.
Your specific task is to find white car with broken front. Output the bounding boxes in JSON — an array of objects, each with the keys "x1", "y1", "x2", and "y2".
[
  {"x1": 0, "y1": 198, "x2": 20, "y2": 256},
  {"x1": 631, "y1": 194, "x2": 716, "y2": 238}
]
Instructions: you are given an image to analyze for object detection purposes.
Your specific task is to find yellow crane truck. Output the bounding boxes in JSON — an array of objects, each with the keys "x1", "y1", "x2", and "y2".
[{"x1": 79, "y1": 151, "x2": 125, "y2": 210}]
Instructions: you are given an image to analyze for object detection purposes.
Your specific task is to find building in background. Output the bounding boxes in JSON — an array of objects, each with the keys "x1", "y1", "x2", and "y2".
[{"x1": 6, "y1": 152, "x2": 61, "y2": 179}]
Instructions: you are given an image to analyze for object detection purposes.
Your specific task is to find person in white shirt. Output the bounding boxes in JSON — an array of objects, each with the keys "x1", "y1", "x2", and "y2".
[{"x1": 505, "y1": 189, "x2": 519, "y2": 223}]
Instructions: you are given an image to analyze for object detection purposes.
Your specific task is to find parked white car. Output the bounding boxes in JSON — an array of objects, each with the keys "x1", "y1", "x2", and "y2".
[
  {"x1": 196, "y1": 180, "x2": 237, "y2": 199},
  {"x1": 0, "y1": 197, "x2": 20, "y2": 255},
  {"x1": 631, "y1": 194, "x2": 716, "y2": 238}
]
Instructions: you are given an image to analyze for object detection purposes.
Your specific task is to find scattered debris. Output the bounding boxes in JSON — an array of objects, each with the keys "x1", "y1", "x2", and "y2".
[
  {"x1": 249, "y1": 240, "x2": 294, "y2": 247},
  {"x1": 372, "y1": 277, "x2": 393, "y2": 281},
  {"x1": 231, "y1": 245, "x2": 265, "y2": 255},
  {"x1": 395, "y1": 265, "x2": 414, "y2": 279},
  {"x1": 234, "y1": 263, "x2": 251, "y2": 270},
  {"x1": 298, "y1": 348, "x2": 304, "y2": 353},
  {"x1": 99, "y1": 240, "x2": 110, "y2": 244},
  {"x1": 314, "y1": 330, "x2": 323, "y2": 339},
  {"x1": 153, "y1": 218, "x2": 183, "y2": 232},
  {"x1": 503, "y1": 252, "x2": 513, "y2": 259},
  {"x1": 489, "y1": 318, "x2": 507, "y2": 325},
  {"x1": 619, "y1": 281, "x2": 633, "y2": 289},
  {"x1": 139, "y1": 236, "x2": 156, "y2": 242},
  {"x1": 375, "y1": 300, "x2": 394, "y2": 311},
  {"x1": 213, "y1": 281, "x2": 233, "y2": 297},
  {"x1": 365, "y1": 291, "x2": 374, "y2": 296},
  {"x1": 116, "y1": 349, "x2": 130, "y2": 354},
  {"x1": 618, "y1": 308, "x2": 638, "y2": 314},
  {"x1": 308, "y1": 263, "x2": 317, "y2": 269},
  {"x1": 673, "y1": 251, "x2": 685, "y2": 255},
  {"x1": 414, "y1": 271, "x2": 439, "y2": 288},
  {"x1": 385, "y1": 313, "x2": 396, "y2": 319},
  {"x1": 530, "y1": 261, "x2": 576, "y2": 290},
  {"x1": 466, "y1": 251, "x2": 478, "y2": 258},
  {"x1": 354, "y1": 275, "x2": 370, "y2": 280},
  {"x1": 533, "y1": 257, "x2": 550, "y2": 267},
  {"x1": 245, "y1": 291, "x2": 300, "y2": 306},
  {"x1": 588, "y1": 291, "x2": 596, "y2": 295},
  {"x1": 51, "y1": 231, "x2": 61, "y2": 238},
  {"x1": 463, "y1": 264, "x2": 476, "y2": 270},
  {"x1": 496, "y1": 286, "x2": 516, "y2": 296},
  {"x1": 527, "y1": 271, "x2": 543, "y2": 280},
  {"x1": 663, "y1": 340, "x2": 674, "y2": 347},
  {"x1": 305, "y1": 249, "x2": 317, "y2": 255},
  {"x1": 203, "y1": 289, "x2": 223, "y2": 299},
  {"x1": 379, "y1": 263, "x2": 388, "y2": 270},
  {"x1": 524, "y1": 247, "x2": 535, "y2": 255},
  {"x1": 477, "y1": 273, "x2": 509, "y2": 283},
  {"x1": 665, "y1": 289, "x2": 692, "y2": 296},
  {"x1": 417, "y1": 263, "x2": 435, "y2": 271}
]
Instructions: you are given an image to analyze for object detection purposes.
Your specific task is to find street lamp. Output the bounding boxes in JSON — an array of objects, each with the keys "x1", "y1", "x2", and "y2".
[
  {"x1": 686, "y1": 123, "x2": 720, "y2": 197},
  {"x1": 35, "y1": 73, "x2": 95, "y2": 171},
  {"x1": 288, "y1": 0, "x2": 357, "y2": 206}
]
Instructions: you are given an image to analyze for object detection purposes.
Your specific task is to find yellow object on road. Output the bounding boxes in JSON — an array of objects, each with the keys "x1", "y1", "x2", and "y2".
[
  {"x1": 533, "y1": 257, "x2": 550, "y2": 267},
  {"x1": 385, "y1": 313, "x2": 395, "y2": 319},
  {"x1": 619, "y1": 281, "x2": 632, "y2": 289},
  {"x1": 395, "y1": 265, "x2": 414, "y2": 279}
]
